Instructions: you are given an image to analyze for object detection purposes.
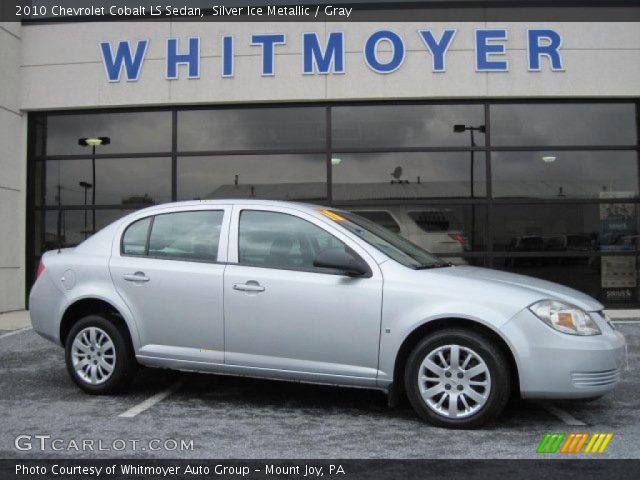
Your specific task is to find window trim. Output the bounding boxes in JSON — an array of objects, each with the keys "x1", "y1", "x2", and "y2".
[{"x1": 120, "y1": 215, "x2": 153, "y2": 257}]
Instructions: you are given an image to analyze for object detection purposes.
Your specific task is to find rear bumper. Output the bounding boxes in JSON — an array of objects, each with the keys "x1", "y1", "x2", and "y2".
[
  {"x1": 502, "y1": 308, "x2": 626, "y2": 399},
  {"x1": 29, "y1": 272, "x2": 64, "y2": 345}
]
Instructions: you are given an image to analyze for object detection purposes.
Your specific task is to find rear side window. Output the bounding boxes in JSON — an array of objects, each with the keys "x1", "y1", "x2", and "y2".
[
  {"x1": 149, "y1": 211, "x2": 224, "y2": 262},
  {"x1": 122, "y1": 217, "x2": 151, "y2": 256},
  {"x1": 122, "y1": 210, "x2": 224, "y2": 262}
]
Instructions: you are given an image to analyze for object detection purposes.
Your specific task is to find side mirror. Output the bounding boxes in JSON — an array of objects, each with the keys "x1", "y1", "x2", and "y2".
[{"x1": 313, "y1": 248, "x2": 370, "y2": 277}]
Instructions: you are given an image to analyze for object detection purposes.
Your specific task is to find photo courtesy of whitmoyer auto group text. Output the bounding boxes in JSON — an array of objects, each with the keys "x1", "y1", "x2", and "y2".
[{"x1": 1, "y1": 0, "x2": 640, "y2": 478}]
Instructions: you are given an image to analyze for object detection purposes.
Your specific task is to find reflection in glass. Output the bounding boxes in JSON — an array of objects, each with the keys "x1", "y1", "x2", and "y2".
[
  {"x1": 37, "y1": 209, "x2": 135, "y2": 255},
  {"x1": 492, "y1": 204, "x2": 639, "y2": 253},
  {"x1": 331, "y1": 152, "x2": 486, "y2": 201},
  {"x1": 177, "y1": 155, "x2": 327, "y2": 201},
  {"x1": 39, "y1": 158, "x2": 172, "y2": 206},
  {"x1": 45, "y1": 112, "x2": 172, "y2": 155},
  {"x1": 492, "y1": 151, "x2": 639, "y2": 199},
  {"x1": 493, "y1": 257, "x2": 605, "y2": 302},
  {"x1": 346, "y1": 205, "x2": 487, "y2": 253},
  {"x1": 178, "y1": 108, "x2": 326, "y2": 151},
  {"x1": 332, "y1": 104, "x2": 486, "y2": 148},
  {"x1": 490, "y1": 103, "x2": 637, "y2": 146}
]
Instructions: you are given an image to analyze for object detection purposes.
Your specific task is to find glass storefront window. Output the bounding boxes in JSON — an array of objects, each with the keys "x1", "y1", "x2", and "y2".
[
  {"x1": 37, "y1": 158, "x2": 172, "y2": 206},
  {"x1": 177, "y1": 154, "x2": 327, "y2": 201},
  {"x1": 35, "y1": 209, "x2": 135, "y2": 255},
  {"x1": 27, "y1": 101, "x2": 640, "y2": 307},
  {"x1": 346, "y1": 205, "x2": 487, "y2": 254},
  {"x1": 45, "y1": 112, "x2": 172, "y2": 155},
  {"x1": 492, "y1": 151, "x2": 639, "y2": 199},
  {"x1": 494, "y1": 254, "x2": 640, "y2": 306},
  {"x1": 492, "y1": 256, "x2": 605, "y2": 303},
  {"x1": 331, "y1": 152, "x2": 486, "y2": 201},
  {"x1": 492, "y1": 203, "x2": 640, "y2": 253},
  {"x1": 332, "y1": 104, "x2": 486, "y2": 149},
  {"x1": 178, "y1": 108, "x2": 326, "y2": 151},
  {"x1": 490, "y1": 103, "x2": 637, "y2": 146}
]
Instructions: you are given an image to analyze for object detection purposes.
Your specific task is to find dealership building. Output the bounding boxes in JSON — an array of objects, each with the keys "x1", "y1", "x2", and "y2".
[{"x1": 1, "y1": 1, "x2": 640, "y2": 313}]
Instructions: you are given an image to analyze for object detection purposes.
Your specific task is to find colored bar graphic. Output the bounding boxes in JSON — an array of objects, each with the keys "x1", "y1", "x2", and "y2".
[
  {"x1": 571, "y1": 433, "x2": 589, "y2": 453},
  {"x1": 584, "y1": 433, "x2": 614, "y2": 454},
  {"x1": 537, "y1": 433, "x2": 566, "y2": 453},
  {"x1": 538, "y1": 433, "x2": 614, "y2": 454}
]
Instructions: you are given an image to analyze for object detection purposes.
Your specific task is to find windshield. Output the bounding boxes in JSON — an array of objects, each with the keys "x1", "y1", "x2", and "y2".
[{"x1": 321, "y1": 210, "x2": 448, "y2": 269}]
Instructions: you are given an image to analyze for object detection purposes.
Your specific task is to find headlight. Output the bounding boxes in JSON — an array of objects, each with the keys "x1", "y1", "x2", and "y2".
[{"x1": 529, "y1": 300, "x2": 601, "y2": 336}]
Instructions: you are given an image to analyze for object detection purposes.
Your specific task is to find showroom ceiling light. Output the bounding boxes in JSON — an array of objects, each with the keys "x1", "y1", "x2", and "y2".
[{"x1": 542, "y1": 155, "x2": 556, "y2": 163}]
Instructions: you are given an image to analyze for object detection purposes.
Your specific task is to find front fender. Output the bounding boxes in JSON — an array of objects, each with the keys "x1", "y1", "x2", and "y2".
[{"x1": 377, "y1": 299, "x2": 521, "y2": 385}]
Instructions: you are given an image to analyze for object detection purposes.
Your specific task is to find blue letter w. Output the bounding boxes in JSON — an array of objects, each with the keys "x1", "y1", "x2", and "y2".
[{"x1": 100, "y1": 40, "x2": 148, "y2": 82}]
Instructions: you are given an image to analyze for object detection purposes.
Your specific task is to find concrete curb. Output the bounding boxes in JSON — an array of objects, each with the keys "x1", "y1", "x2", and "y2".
[{"x1": 0, "y1": 310, "x2": 31, "y2": 330}]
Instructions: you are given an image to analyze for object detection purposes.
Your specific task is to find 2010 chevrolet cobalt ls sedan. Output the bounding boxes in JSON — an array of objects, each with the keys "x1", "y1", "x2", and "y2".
[{"x1": 30, "y1": 200, "x2": 626, "y2": 428}]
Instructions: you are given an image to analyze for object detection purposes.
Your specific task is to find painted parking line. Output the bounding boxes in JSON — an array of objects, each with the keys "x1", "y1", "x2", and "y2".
[
  {"x1": 538, "y1": 402, "x2": 586, "y2": 426},
  {"x1": 0, "y1": 326, "x2": 32, "y2": 339},
  {"x1": 118, "y1": 381, "x2": 183, "y2": 418},
  {"x1": 612, "y1": 320, "x2": 640, "y2": 324}
]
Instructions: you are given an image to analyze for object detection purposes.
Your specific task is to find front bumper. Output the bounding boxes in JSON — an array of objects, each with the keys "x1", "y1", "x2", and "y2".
[{"x1": 502, "y1": 308, "x2": 627, "y2": 399}]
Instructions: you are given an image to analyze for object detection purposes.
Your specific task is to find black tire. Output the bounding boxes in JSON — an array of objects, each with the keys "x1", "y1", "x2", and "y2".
[
  {"x1": 65, "y1": 314, "x2": 137, "y2": 394},
  {"x1": 404, "y1": 329, "x2": 511, "y2": 429}
]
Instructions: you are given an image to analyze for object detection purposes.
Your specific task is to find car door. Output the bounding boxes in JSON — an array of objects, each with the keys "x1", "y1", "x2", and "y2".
[
  {"x1": 109, "y1": 206, "x2": 230, "y2": 363},
  {"x1": 223, "y1": 206, "x2": 383, "y2": 382}
]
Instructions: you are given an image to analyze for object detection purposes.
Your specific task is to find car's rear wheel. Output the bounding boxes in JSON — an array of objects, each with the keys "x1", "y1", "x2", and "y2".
[
  {"x1": 65, "y1": 315, "x2": 136, "y2": 394},
  {"x1": 404, "y1": 329, "x2": 511, "y2": 428}
]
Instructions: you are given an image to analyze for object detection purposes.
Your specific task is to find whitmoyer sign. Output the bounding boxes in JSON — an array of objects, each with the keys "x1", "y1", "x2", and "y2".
[{"x1": 100, "y1": 28, "x2": 565, "y2": 81}]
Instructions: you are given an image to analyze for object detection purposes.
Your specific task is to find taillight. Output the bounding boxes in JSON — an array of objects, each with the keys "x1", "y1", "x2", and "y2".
[
  {"x1": 36, "y1": 260, "x2": 45, "y2": 280},
  {"x1": 448, "y1": 233, "x2": 468, "y2": 246}
]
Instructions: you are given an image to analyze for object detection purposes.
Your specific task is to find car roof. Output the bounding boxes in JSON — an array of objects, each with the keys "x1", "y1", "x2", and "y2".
[{"x1": 131, "y1": 199, "x2": 331, "y2": 215}]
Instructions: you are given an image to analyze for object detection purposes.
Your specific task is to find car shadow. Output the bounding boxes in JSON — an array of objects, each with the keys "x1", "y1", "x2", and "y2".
[{"x1": 124, "y1": 367, "x2": 560, "y2": 428}]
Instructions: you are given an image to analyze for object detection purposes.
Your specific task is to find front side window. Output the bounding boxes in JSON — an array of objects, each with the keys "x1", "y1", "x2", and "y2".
[{"x1": 238, "y1": 210, "x2": 350, "y2": 273}]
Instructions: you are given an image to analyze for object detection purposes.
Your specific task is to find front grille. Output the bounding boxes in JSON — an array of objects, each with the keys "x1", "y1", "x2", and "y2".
[{"x1": 571, "y1": 369, "x2": 621, "y2": 388}]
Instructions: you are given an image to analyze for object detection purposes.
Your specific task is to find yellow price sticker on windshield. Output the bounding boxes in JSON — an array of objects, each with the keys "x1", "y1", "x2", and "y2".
[{"x1": 320, "y1": 209, "x2": 346, "y2": 222}]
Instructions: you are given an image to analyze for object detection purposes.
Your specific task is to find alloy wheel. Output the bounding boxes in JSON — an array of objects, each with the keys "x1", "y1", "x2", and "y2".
[
  {"x1": 417, "y1": 344, "x2": 491, "y2": 419},
  {"x1": 71, "y1": 327, "x2": 116, "y2": 385}
]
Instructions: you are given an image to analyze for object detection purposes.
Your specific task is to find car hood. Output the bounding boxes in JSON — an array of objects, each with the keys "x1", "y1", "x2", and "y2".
[{"x1": 429, "y1": 266, "x2": 604, "y2": 312}]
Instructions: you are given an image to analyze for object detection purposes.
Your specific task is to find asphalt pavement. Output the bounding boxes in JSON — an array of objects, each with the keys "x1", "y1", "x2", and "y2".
[{"x1": 0, "y1": 323, "x2": 638, "y2": 459}]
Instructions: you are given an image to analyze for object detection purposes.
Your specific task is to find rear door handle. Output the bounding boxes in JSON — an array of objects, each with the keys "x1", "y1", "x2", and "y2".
[
  {"x1": 123, "y1": 272, "x2": 150, "y2": 283},
  {"x1": 233, "y1": 282, "x2": 265, "y2": 293}
]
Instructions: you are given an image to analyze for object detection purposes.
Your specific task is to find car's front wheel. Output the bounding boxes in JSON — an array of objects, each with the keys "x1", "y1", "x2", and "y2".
[
  {"x1": 65, "y1": 315, "x2": 137, "y2": 394},
  {"x1": 404, "y1": 329, "x2": 511, "y2": 428}
]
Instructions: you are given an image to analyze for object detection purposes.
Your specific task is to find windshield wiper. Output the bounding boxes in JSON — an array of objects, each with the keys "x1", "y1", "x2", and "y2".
[{"x1": 414, "y1": 262, "x2": 452, "y2": 270}]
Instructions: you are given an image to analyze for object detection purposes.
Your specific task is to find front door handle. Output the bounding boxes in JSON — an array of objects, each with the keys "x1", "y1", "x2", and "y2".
[
  {"x1": 123, "y1": 272, "x2": 150, "y2": 283},
  {"x1": 233, "y1": 282, "x2": 265, "y2": 293}
]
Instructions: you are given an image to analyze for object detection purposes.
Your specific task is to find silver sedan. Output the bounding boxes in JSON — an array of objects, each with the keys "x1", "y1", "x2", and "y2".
[{"x1": 29, "y1": 200, "x2": 627, "y2": 428}]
